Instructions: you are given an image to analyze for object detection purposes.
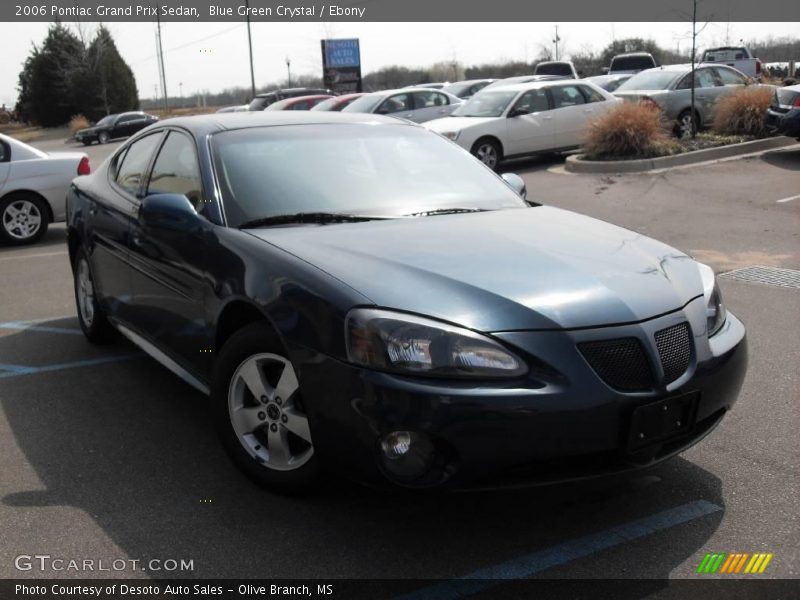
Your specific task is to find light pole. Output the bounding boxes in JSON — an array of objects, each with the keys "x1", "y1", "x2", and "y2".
[
  {"x1": 286, "y1": 57, "x2": 292, "y2": 87},
  {"x1": 179, "y1": 82, "x2": 183, "y2": 108},
  {"x1": 245, "y1": 0, "x2": 256, "y2": 98},
  {"x1": 552, "y1": 25, "x2": 561, "y2": 61}
]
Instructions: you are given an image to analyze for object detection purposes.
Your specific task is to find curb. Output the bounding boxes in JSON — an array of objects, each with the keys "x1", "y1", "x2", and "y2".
[{"x1": 564, "y1": 137, "x2": 798, "y2": 174}]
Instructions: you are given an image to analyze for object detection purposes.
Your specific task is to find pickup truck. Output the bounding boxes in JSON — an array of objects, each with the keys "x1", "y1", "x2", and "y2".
[
  {"x1": 534, "y1": 61, "x2": 580, "y2": 79},
  {"x1": 701, "y1": 47, "x2": 762, "y2": 80},
  {"x1": 606, "y1": 52, "x2": 658, "y2": 75}
]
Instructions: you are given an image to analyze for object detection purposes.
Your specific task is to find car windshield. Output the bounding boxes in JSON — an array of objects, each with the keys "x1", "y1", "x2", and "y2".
[
  {"x1": 341, "y1": 94, "x2": 383, "y2": 113},
  {"x1": 95, "y1": 116, "x2": 115, "y2": 127},
  {"x1": 248, "y1": 96, "x2": 274, "y2": 110},
  {"x1": 611, "y1": 56, "x2": 656, "y2": 71},
  {"x1": 442, "y1": 83, "x2": 473, "y2": 97},
  {"x1": 453, "y1": 91, "x2": 518, "y2": 117},
  {"x1": 211, "y1": 124, "x2": 526, "y2": 227},
  {"x1": 310, "y1": 97, "x2": 341, "y2": 111},
  {"x1": 616, "y1": 70, "x2": 681, "y2": 91},
  {"x1": 536, "y1": 63, "x2": 573, "y2": 76}
]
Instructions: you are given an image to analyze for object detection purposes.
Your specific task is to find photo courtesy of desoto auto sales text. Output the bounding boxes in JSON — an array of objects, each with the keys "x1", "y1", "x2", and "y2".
[{"x1": 0, "y1": 0, "x2": 798, "y2": 598}]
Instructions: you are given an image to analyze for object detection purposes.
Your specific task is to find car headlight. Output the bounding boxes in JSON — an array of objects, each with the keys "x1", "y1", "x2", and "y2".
[
  {"x1": 698, "y1": 263, "x2": 727, "y2": 336},
  {"x1": 441, "y1": 131, "x2": 460, "y2": 141},
  {"x1": 345, "y1": 308, "x2": 527, "y2": 378}
]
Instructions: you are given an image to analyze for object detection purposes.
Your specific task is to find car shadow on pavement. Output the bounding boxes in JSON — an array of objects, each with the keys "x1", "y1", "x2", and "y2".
[
  {"x1": 760, "y1": 145, "x2": 800, "y2": 171},
  {"x1": 1, "y1": 319, "x2": 725, "y2": 589}
]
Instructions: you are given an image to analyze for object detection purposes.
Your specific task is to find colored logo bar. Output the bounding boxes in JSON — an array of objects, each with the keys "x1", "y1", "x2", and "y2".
[{"x1": 696, "y1": 552, "x2": 774, "y2": 574}]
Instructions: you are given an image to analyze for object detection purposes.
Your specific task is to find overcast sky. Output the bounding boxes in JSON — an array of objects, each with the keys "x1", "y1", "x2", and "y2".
[{"x1": 1, "y1": 21, "x2": 798, "y2": 106}]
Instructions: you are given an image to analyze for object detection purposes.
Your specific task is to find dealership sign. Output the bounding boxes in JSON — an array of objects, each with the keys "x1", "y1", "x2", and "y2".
[{"x1": 321, "y1": 38, "x2": 363, "y2": 93}]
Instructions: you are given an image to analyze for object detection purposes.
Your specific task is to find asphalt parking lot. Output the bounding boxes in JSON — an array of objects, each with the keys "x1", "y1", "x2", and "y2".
[{"x1": 0, "y1": 138, "x2": 798, "y2": 586}]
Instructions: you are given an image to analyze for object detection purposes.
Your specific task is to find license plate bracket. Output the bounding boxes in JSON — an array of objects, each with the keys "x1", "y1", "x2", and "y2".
[{"x1": 627, "y1": 392, "x2": 699, "y2": 451}]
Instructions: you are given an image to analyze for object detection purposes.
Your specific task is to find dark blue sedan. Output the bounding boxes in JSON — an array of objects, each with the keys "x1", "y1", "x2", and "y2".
[{"x1": 66, "y1": 112, "x2": 747, "y2": 492}]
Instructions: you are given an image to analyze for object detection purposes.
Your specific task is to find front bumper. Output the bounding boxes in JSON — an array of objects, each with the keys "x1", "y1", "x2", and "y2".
[
  {"x1": 298, "y1": 300, "x2": 747, "y2": 489},
  {"x1": 766, "y1": 107, "x2": 800, "y2": 138}
]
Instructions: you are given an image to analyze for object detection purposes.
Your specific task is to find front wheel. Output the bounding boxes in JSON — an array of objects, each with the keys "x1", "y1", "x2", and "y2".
[
  {"x1": 73, "y1": 247, "x2": 117, "y2": 343},
  {"x1": 471, "y1": 138, "x2": 502, "y2": 171},
  {"x1": 212, "y1": 322, "x2": 320, "y2": 493},
  {"x1": 0, "y1": 194, "x2": 48, "y2": 245}
]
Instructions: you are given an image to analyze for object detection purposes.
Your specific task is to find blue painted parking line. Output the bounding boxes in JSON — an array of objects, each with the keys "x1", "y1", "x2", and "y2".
[
  {"x1": 395, "y1": 500, "x2": 722, "y2": 600},
  {"x1": 0, "y1": 315, "x2": 81, "y2": 335},
  {"x1": 0, "y1": 354, "x2": 143, "y2": 380}
]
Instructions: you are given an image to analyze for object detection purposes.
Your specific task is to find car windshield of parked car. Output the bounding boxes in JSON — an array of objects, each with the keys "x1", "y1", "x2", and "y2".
[
  {"x1": 536, "y1": 63, "x2": 573, "y2": 76},
  {"x1": 248, "y1": 96, "x2": 273, "y2": 111},
  {"x1": 453, "y1": 91, "x2": 518, "y2": 117},
  {"x1": 341, "y1": 94, "x2": 384, "y2": 113},
  {"x1": 310, "y1": 97, "x2": 341, "y2": 111},
  {"x1": 211, "y1": 125, "x2": 526, "y2": 227},
  {"x1": 611, "y1": 56, "x2": 655, "y2": 71},
  {"x1": 95, "y1": 116, "x2": 114, "y2": 127},
  {"x1": 616, "y1": 70, "x2": 681, "y2": 91}
]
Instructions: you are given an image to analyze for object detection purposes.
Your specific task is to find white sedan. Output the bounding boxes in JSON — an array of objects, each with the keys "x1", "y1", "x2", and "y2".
[
  {"x1": 0, "y1": 133, "x2": 90, "y2": 245},
  {"x1": 424, "y1": 80, "x2": 621, "y2": 169}
]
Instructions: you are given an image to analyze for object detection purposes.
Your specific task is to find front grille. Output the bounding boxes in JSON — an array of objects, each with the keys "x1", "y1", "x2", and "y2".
[
  {"x1": 578, "y1": 338, "x2": 653, "y2": 392},
  {"x1": 655, "y1": 322, "x2": 692, "y2": 384}
]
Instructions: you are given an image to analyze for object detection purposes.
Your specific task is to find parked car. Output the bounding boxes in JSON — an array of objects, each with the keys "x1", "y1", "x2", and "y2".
[
  {"x1": 442, "y1": 79, "x2": 496, "y2": 100},
  {"x1": 310, "y1": 93, "x2": 365, "y2": 112},
  {"x1": 766, "y1": 83, "x2": 800, "y2": 140},
  {"x1": 425, "y1": 80, "x2": 620, "y2": 169},
  {"x1": 216, "y1": 105, "x2": 250, "y2": 113},
  {"x1": 606, "y1": 52, "x2": 658, "y2": 75},
  {"x1": 701, "y1": 46, "x2": 762, "y2": 80},
  {"x1": 408, "y1": 82, "x2": 449, "y2": 89},
  {"x1": 248, "y1": 88, "x2": 332, "y2": 111},
  {"x1": 342, "y1": 88, "x2": 462, "y2": 123},
  {"x1": 481, "y1": 74, "x2": 567, "y2": 92},
  {"x1": 584, "y1": 74, "x2": 633, "y2": 92},
  {"x1": 535, "y1": 60, "x2": 581, "y2": 79},
  {"x1": 75, "y1": 112, "x2": 159, "y2": 145},
  {"x1": 265, "y1": 95, "x2": 333, "y2": 111},
  {"x1": 0, "y1": 133, "x2": 89, "y2": 245},
  {"x1": 65, "y1": 111, "x2": 746, "y2": 492},
  {"x1": 614, "y1": 64, "x2": 752, "y2": 136}
]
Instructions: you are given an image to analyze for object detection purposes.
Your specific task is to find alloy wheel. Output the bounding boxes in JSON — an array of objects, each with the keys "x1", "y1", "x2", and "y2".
[
  {"x1": 475, "y1": 143, "x2": 498, "y2": 169},
  {"x1": 2, "y1": 199, "x2": 42, "y2": 241},
  {"x1": 227, "y1": 353, "x2": 313, "y2": 472},
  {"x1": 679, "y1": 113, "x2": 695, "y2": 138},
  {"x1": 76, "y1": 257, "x2": 95, "y2": 327}
]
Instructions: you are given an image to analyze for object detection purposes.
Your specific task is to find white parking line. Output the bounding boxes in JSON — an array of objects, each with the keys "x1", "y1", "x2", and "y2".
[
  {"x1": 0, "y1": 250, "x2": 68, "y2": 262},
  {"x1": 776, "y1": 194, "x2": 800, "y2": 204}
]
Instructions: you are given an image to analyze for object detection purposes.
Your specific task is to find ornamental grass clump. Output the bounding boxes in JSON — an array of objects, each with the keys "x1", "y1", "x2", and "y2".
[
  {"x1": 712, "y1": 86, "x2": 773, "y2": 137},
  {"x1": 582, "y1": 102, "x2": 678, "y2": 160}
]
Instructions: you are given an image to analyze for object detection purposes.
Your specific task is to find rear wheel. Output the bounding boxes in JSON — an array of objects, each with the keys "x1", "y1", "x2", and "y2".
[
  {"x1": 471, "y1": 138, "x2": 502, "y2": 171},
  {"x1": 73, "y1": 247, "x2": 117, "y2": 343},
  {"x1": 98, "y1": 131, "x2": 110, "y2": 144},
  {"x1": 0, "y1": 193, "x2": 48, "y2": 245},
  {"x1": 212, "y1": 322, "x2": 320, "y2": 493},
  {"x1": 676, "y1": 109, "x2": 699, "y2": 138}
]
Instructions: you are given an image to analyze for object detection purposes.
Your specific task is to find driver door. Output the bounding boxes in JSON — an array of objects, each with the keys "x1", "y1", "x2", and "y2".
[{"x1": 504, "y1": 88, "x2": 556, "y2": 155}]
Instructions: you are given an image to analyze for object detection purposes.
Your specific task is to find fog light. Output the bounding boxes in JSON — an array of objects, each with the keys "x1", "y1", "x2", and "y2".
[{"x1": 381, "y1": 431, "x2": 413, "y2": 460}]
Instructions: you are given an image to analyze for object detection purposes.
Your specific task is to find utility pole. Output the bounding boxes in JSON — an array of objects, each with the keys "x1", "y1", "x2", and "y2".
[
  {"x1": 156, "y1": 12, "x2": 168, "y2": 111},
  {"x1": 690, "y1": 0, "x2": 698, "y2": 138},
  {"x1": 245, "y1": 0, "x2": 256, "y2": 98},
  {"x1": 179, "y1": 82, "x2": 183, "y2": 108},
  {"x1": 552, "y1": 25, "x2": 561, "y2": 61},
  {"x1": 286, "y1": 57, "x2": 292, "y2": 87}
]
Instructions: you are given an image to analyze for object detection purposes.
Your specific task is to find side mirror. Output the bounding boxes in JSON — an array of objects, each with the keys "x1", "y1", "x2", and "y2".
[
  {"x1": 501, "y1": 173, "x2": 527, "y2": 199},
  {"x1": 140, "y1": 193, "x2": 200, "y2": 232},
  {"x1": 508, "y1": 108, "x2": 530, "y2": 118}
]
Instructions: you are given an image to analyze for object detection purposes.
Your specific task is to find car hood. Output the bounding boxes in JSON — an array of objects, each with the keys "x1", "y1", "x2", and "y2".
[
  {"x1": 247, "y1": 207, "x2": 703, "y2": 332},
  {"x1": 424, "y1": 116, "x2": 499, "y2": 132}
]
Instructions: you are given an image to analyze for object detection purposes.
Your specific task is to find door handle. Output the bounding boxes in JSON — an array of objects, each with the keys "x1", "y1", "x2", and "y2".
[{"x1": 404, "y1": 113, "x2": 414, "y2": 118}]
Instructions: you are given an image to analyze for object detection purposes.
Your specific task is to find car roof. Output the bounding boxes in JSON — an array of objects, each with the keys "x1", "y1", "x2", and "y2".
[
  {"x1": 613, "y1": 52, "x2": 654, "y2": 58},
  {"x1": 483, "y1": 79, "x2": 582, "y2": 93},
  {"x1": 150, "y1": 111, "x2": 410, "y2": 138},
  {"x1": 367, "y1": 87, "x2": 454, "y2": 96}
]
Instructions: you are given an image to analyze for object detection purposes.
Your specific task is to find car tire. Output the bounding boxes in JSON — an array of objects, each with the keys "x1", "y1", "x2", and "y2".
[
  {"x1": 471, "y1": 137, "x2": 502, "y2": 171},
  {"x1": 675, "y1": 109, "x2": 700, "y2": 138},
  {"x1": 73, "y1": 247, "x2": 118, "y2": 343},
  {"x1": 81, "y1": 140, "x2": 91, "y2": 146},
  {"x1": 98, "y1": 131, "x2": 110, "y2": 144},
  {"x1": 212, "y1": 322, "x2": 321, "y2": 494},
  {"x1": 0, "y1": 193, "x2": 49, "y2": 246}
]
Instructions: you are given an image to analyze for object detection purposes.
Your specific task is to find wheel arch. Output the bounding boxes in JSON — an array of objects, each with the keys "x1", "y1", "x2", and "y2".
[
  {"x1": 214, "y1": 298, "x2": 286, "y2": 355},
  {"x1": 0, "y1": 189, "x2": 54, "y2": 224},
  {"x1": 471, "y1": 135, "x2": 504, "y2": 158}
]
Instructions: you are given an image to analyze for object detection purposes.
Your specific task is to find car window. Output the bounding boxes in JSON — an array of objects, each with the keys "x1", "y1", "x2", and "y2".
[
  {"x1": 117, "y1": 114, "x2": 138, "y2": 124},
  {"x1": 677, "y1": 69, "x2": 720, "y2": 89},
  {"x1": 146, "y1": 131, "x2": 203, "y2": 210},
  {"x1": 511, "y1": 88, "x2": 550, "y2": 114},
  {"x1": 0, "y1": 141, "x2": 8, "y2": 162},
  {"x1": 579, "y1": 85, "x2": 607, "y2": 103},
  {"x1": 376, "y1": 93, "x2": 412, "y2": 114},
  {"x1": 114, "y1": 133, "x2": 163, "y2": 196},
  {"x1": 414, "y1": 91, "x2": 449, "y2": 107},
  {"x1": 470, "y1": 82, "x2": 490, "y2": 95},
  {"x1": 290, "y1": 100, "x2": 310, "y2": 110},
  {"x1": 715, "y1": 67, "x2": 747, "y2": 85},
  {"x1": 550, "y1": 85, "x2": 587, "y2": 108}
]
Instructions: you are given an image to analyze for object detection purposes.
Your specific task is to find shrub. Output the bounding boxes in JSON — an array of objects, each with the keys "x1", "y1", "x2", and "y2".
[
  {"x1": 712, "y1": 86, "x2": 773, "y2": 137},
  {"x1": 69, "y1": 114, "x2": 90, "y2": 135},
  {"x1": 582, "y1": 102, "x2": 679, "y2": 160}
]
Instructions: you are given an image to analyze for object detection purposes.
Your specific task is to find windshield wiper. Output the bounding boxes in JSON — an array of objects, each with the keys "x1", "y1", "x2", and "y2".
[
  {"x1": 239, "y1": 212, "x2": 392, "y2": 229},
  {"x1": 404, "y1": 207, "x2": 488, "y2": 217}
]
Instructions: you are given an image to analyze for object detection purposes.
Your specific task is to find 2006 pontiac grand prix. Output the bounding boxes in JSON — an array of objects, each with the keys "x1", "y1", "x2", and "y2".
[{"x1": 66, "y1": 112, "x2": 746, "y2": 492}]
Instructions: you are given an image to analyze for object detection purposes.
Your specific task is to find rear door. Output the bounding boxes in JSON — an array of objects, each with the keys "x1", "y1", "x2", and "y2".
[
  {"x1": 127, "y1": 129, "x2": 213, "y2": 374},
  {"x1": 90, "y1": 131, "x2": 164, "y2": 323},
  {"x1": 549, "y1": 84, "x2": 593, "y2": 148},
  {"x1": 504, "y1": 88, "x2": 556, "y2": 155},
  {"x1": 676, "y1": 68, "x2": 724, "y2": 126},
  {"x1": 410, "y1": 91, "x2": 456, "y2": 122}
]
